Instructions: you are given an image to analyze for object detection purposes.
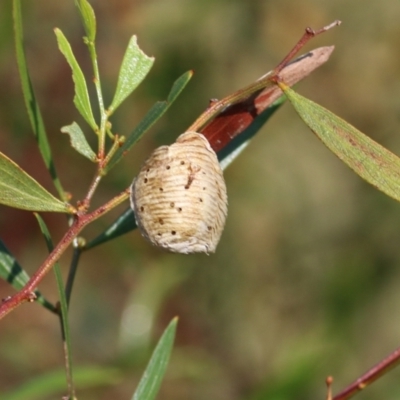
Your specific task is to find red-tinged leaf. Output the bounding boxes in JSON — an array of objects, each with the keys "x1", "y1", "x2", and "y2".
[
  {"x1": 282, "y1": 84, "x2": 400, "y2": 203},
  {"x1": 192, "y1": 46, "x2": 334, "y2": 153}
]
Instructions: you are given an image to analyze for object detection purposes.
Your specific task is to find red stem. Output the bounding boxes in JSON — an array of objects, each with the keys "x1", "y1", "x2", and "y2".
[
  {"x1": 272, "y1": 20, "x2": 341, "y2": 76},
  {"x1": 332, "y1": 346, "x2": 400, "y2": 400},
  {"x1": 0, "y1": 188, "x2": 130, "y2": 320}
]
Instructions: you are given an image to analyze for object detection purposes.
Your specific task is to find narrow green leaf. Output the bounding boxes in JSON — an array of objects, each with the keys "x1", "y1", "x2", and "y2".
[
  {"x1": 0, "y1": 240, "x2": 30, "y2": 289},
  {"x1": 75, "y1": 0, "x2": 96, "y2": 42},
  {"x1": 12, "y1": 0, "x2": 65, "y2": 198},
  {"x1": 105, "y1": 70, "x2": 193, "y2": 173},
  {"x1": 61, "y1": 122, "x2": 97, "y2": 161},
  {"x1": 2, "y1": 366, "x2": 121, "y2": 400},
  {"x1": 0, "y1": 240, "x2": 53, "y2": 311},
  {"x1": 109, "y1": 35, "x2": 155, "y2": 113},
  {"x1": 282, "y1": 85, "x2": 400, "y2": 202},
  {"x1": 0, "y1": 151, "x2": 74, "y2": 213},
  {"x1": 131, "y1": 318, "x2": 178, "y2": 400},
  {"x1": 85, "y1": 207, "x2": 136, "y2": 250},
  {"x1": 54, "y1": 28, "x2": 97, "y2": 130},
  {"x1": 34, "y1": 214, "x2": 75, "y2": 394}
]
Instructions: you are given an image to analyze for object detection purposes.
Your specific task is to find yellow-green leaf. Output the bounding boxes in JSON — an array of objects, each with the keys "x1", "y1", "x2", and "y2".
[
  {"x1": 282, "y1": 84, "x2": 400, "y2": 202},
  {"x1": 75, "y1": 0, "x2": 96, "y2": 42},
  {"x1": 0, "y1": 151, "x2": 75, "y2": 213},
  {"x1": 61, "y1": 122, "x2": 97, "y2": 161},
  {"x1": 55, "y1": 28, "x2": 97, "y2": 130},
  {"x1": 109, "y1": 35, "x2": 155, "y2": 113}
]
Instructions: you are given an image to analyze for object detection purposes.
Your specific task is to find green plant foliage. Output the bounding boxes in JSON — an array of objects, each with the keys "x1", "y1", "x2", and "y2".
[
  {"x1": 0, "y1": 240, "x2": 52, "y2": 310},
  {"x1": 131, "y1": 318, "x2": 178, "y2": 400},
  {"x1": 282, "y1": 84, "x2": 400, "y2": 203},
  {"x1": 54, "y1": 28, "x2": 97, "y2": 131},
  {"x1": 110, "y1": 35, "x2": 155, "y2": 113},
  {"x1": 12, "y1": 0, "x2": 65, "y2": 198},
  {"x1": 75, "y1": 0, "x2": 96, "y2": 42},
  {"x1": 106, "y1": 70, "x2": 193, "y2": 173},
  {"x1": 34, "y1": 213, "x2": 75, "y2": 396},
  {"x1": 61, "y1": 122, "x2": 97, "y2": 161},
  {"x1": 0, "y1": 151, "x2": 74, "y2": 213}
]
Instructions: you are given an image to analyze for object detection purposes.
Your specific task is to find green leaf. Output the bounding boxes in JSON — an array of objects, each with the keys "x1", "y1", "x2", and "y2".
[
  {"x1": 105, "y1": 70, "x2": 193, "y2": 173},
  {"x1": 282, "y1": 85, "x2": 400, "y2": 203},
  {"x1": 75, "y1": 0, "x2": 96, "y2": 42},
  {"x1": 54, "y1": 28, "x2": 97, "y2": 130},
  {"x1": 109, "y1": 35, "x2": 155, "y2": 113},
  {"x1": 131, "y1": 318, "x2": 178, "y2": 400},
  {"x1": 0, "y1": 151, "x2": 74, "y2": 213},
  {"x1": 2, "y1": 366, "x2": 121, "y2": 400},
  {"x1": 0, "y1": 239, "x2": 53, "y2": 311},
  {"x1": 34, "y1": 214, "x2": 75, "y2": 391},
  {"x1": 85, "y1": 207, "x2": 136, "y2": 250},
  {"x1": 61, "y1": 122, "x2": 97, "y2": 161},
  {"x1": 12, "y1": 0, "x2": 65, "y2": 199}
]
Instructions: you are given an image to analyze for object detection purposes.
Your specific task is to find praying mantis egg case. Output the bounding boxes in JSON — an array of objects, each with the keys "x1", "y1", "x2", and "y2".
[{"x1": 130, "y1": 131, "x2": 228, "y2": 254}]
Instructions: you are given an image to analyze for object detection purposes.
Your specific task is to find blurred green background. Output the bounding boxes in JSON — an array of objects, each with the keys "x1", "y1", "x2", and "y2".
[{"x1": 1, "y1": 0, "x2": 400, "y2": 399}]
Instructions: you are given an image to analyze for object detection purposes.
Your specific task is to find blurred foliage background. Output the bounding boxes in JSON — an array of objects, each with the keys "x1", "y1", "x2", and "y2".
[{"x1": 1, "y1": 0, "x2": 400, "y2": 399}]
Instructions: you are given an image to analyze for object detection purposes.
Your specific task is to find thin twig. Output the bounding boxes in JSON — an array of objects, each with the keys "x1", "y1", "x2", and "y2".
[
  {"x1": 333, "y1": 346, "x2": 400, "y2": 400},
  {"x1": 0, "y1": 188, "x2": 130, "y2": 320}
]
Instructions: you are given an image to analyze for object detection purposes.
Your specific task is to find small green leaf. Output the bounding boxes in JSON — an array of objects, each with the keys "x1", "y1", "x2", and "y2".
[
  {"x1": 106, "y1": 70, "x2": 193, "y2": 173},
  {"x1": 54, "y1": 28, "x2": 97, "y2": 130},
  {"x1": 0, "y1": 240, "x2": 54, "y2": 311},
  {"x1": 131, "y1": 318, "x2": 178, "y2": 400},
  {"x1": 61, "y1": 122, "x2": 97, "y2": 161},
  {"x1": 75, "y1": 0, "x2": 96, "y2": 42},
  {"x1": 282, "y1": 85, "x2": 400, "y2": 203},
  {"x1": 0, "y1": 151, "x2": 74, "y2": 213},
  {"x1": 12, "y1": 0, "x2": 65, "y2": 199},
  {"x1": 109, "y1": 35, "x2": 155, "y2": 113}
]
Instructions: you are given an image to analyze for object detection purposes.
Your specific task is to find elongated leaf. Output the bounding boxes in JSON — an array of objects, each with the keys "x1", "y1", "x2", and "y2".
[
  {"x1": 34, "y1": 214, "x2": 75, "y2": 391},
  {"x1": 61, "y1": 122, "x2": 97, "y2": 161},
  {"x1": 199, "y1": 46, "x2": 335, "y2": 152},
  {"x1": 12, "y1": 0, "x2": 65, "y2": 198},
  {"x1": 0, "y1": 240, "x2": 53, "y2": 310},
  {"x1": 105, "y1": 70, "x2": 193, "y2": 173},
  {"x1": 75, "y1": 0, "x2": 96, "y2": 42},
  {"x1": 282, "y1": 85, "x2": 400, "y2": 202},
  {"x1": 0, "y1": 151, "x2": 74, "y2": 213},
  {"x1": 0, "y1": 240, "x2": 30, "y2": 289},
  {"x1": 54, "y1": 28, "x2": 97, "y2": 130},
  {"x1": 110, "y1": 35, "x2": 155, "y2": 113},
  {"x1": 131, "y1": 318, "x2": 177, "y2": 400},
  {"x1": 2, "y1": 366, "x2": 121, "y2": 400}
]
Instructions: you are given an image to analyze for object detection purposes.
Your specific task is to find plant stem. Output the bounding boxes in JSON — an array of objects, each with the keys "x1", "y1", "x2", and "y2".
[
  {"x1": 333, "y1": 346, "x2": 400, "y2": 400},
  {"x1": 0, "y1": 188, "x2": 130, "y2": 320},
  {"x1": 187, "y1": 21, "x2": 341, "y2": 133}
]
